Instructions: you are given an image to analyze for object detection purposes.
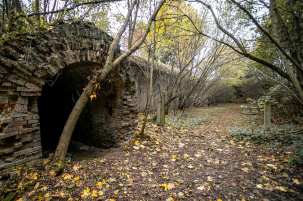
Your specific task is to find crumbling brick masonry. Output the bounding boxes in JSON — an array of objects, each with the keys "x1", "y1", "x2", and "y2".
[{"x1": 0, "y1": 21, "x2": 138, "y2": 173}]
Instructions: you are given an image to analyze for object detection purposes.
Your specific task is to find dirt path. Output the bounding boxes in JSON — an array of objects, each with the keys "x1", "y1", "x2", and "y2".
[{"x1": 1, "y1": 104, "x2": 303, "y2": 201}]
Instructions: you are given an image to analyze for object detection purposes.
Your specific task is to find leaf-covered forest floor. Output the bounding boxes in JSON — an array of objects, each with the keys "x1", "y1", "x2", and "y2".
[{"x1": 1, "y1": 103, "x2": 303, "y2": 201}]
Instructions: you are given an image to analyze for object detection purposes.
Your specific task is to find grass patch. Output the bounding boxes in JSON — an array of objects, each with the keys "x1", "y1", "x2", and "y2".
[{"x1": 165, "y1": 116, "x2": 209, "y2": 130}]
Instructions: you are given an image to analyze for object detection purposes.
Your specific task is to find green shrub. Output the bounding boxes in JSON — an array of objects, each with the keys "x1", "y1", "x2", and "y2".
[{"x1": 230, "y1": 125, "x2": 303, "y2": 164}]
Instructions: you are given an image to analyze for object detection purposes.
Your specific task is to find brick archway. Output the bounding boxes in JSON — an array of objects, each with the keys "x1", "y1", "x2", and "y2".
[{"x1": 0, "y1": 21, "x2": 138, "y2": 172}]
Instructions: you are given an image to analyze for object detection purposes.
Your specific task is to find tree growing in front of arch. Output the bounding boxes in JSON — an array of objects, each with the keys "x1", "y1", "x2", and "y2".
[{"x1": 54, "y1": 0, "x2": 166, "y2": 162}]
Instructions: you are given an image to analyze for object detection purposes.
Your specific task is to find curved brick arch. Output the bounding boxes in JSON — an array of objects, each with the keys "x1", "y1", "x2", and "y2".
[{"x1": 0, "y1": 21, "x2": 138, "y2": 172}]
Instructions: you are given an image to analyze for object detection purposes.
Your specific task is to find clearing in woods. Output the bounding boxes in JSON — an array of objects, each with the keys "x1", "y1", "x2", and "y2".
[{"x1": 1, "y1": 104, "x2": 303, "y2": 200}]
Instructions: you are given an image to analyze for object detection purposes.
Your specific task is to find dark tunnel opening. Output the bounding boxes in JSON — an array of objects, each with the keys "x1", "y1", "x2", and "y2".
[{"x1": 38, "y1": 62, "x2": 97, "y2": 152}]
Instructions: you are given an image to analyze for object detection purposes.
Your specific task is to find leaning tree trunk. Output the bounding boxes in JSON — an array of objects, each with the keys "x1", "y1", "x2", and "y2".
[
  {"x1": 54, "y1": 0, "x2": 166, "y2": 161},
  {"x1": 54, "y1": 80, "x2": 95, "y2": 160}
]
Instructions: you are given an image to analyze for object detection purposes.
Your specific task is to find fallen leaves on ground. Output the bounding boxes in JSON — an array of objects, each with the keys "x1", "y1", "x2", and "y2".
[{"x1": 1, "y1": 104, "x2": 302, "y2": 200}]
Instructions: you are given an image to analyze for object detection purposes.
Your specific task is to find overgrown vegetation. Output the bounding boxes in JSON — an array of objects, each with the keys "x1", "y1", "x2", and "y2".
[
  {"x1": 150, "y1": 112, "x2": 209, "y2": 130},
  {"x1": 230, "y1": 124, "x2": 303, "y2": 164},
  {"x1": 165, "y1": 116, "x2": 209, "y2": 130},
  {"x1": 231, "y1": 100, "x2": 303, "y2": 165},
  {"x1": 246, "y1": 83, "x2": 301, "y2": 112}
]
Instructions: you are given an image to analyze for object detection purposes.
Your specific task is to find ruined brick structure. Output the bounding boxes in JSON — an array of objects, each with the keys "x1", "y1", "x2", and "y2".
[
  {"x1": 0, "y1": 21, "x2": 138, "y2": 172},
  {"x1": 128, "y1": 55, "x2": 180, "y2": 112}
]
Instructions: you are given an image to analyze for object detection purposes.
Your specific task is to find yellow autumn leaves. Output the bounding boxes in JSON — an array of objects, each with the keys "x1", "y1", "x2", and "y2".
[
  {"x1": 89, "y1": 83, "x2": 100, "y2": 100},
  {"x1": 81, "y1": 187, "x2": 102, "y2": 198},
  {"x1": 159, "y1": 184, "x2": 170, "y2": 191},
  {"x1": 90, "y1": 94, "x2": 97, "y2": 100},
  {"x1": 80, "y1": 181, "x2": 107, "y2": 199},
  {"x1": 97, "y1": 181, "x2": 107, "y2": 189},
  {"x1": 183, "y1": 154, "x2": 190, "y2": 158},
  {"x1": 82, "y1": 83, "x2": 100, "y2": 100},
  {"x1": 26, "y1": 172, "x2": 38, "y2": 180}
]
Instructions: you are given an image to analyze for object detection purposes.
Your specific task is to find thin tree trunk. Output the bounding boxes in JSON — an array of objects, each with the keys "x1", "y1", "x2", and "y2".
[
  {"x1": 139, "y1": 6, "x2": 156, "y2": 136},
  {"x1": 49, "y1": 0, "x2": 57, "y2": 22},
  {"x1": 55, "y1": 0, "x2": 165, "y2": 161},
  {"x1": 1, "y1": 0, "x2": 5, "y2": 34},
  {"x1": 161, "y1": 92, "x2": 165, "y2": 125},
  {"x1": 5, "y1": 0, "x2": 11, "y2": 30},
  {"x1": 270, "y1": 0, "x2": 303, "y2": 103},
  {"x1": 127, "y1": 0, "x2": 132, "y2": 49},
  {"x1": 128, "y1": 0, "x2": 140, "y2": 49},
  {"x1": 13, "y1": 0, "x2": 22, "y2": 13},
  {"x1": 194, "y1": 0, "x2": 294, "y2": 84},
  {"x1": 35, "y1": 0, "x2": 40, "y2": 25},
  {"x1": 43, "y1": 0, "x2": 48, "y2": 22},
  {"x1": 139, "y1": 50, "x2": 153, "y2": 137}
]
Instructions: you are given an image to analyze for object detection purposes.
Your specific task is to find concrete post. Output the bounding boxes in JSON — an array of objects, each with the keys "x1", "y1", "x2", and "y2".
[
  {"x1": 157, "y1": 100, "x2": 161, "y2": 126},
  {"x1": 161, "y1": 92, "x2": 165, "y2": 126},
  {"x1": 264, "y1": 101, "x2": 271, "y2": 130}
]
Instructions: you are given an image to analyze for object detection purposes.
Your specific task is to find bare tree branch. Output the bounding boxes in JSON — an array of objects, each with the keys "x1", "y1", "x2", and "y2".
[
  {"x1": 228, "y1": 0, "x2": 303, "y2": 71},
  {"x1": 24, "y1": 0, "x2": 123, "y2": 18},
  {"x1": 173, "y1": 2, "x2": 292, "y2": 82}
]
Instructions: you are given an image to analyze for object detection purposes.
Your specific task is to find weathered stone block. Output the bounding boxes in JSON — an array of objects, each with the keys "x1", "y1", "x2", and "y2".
[
  {"x1": 21, "y1": 135, "x2": 33, "y2": 143},
  {"x1": 19, "y1": 61, "x2": 37, "y2": 72},
  {"x1": 13, "y1": 104, "x2": 27, "y2": 113},
  {"x1": 3, "y1": 127, "x2": 14, "y2": 133},
  {"x1": 14, "y1": 148, "x2": 33, "y2": 157},
  {"x1": 5, "y1": 157, "x2": 14, "y2": 162},
  {"x1": 0, "y1": 147, "x2": 14, "y2": 155},
  {"x1": 4, "y1": 155, "x2": 36, "y2": 170},
  {"x1": 13, "y1": 117, "x2": 24, "y2": 122},
  {"x1": 8, "y1": 120, "x2": 27, "y2": 127},
  {"x1": 47, "y1": 54, "x2": 64, "y2": 69},
  {"x1": 32, "y1": 131, "x2": 40, "y2": 137},
  {"x1": 0, "y1": 131, "x2": 18, "y2": 139},
  {"x1": 0, "y1": 118, "x2": 13, "y2": 124},
  {"x1": 25, "y1": 83, "x2": 42, "y2": 92},
  {"x1": 14, "y1": 142, "x2": 22, "y2": 149},
  {"x1": 0, "y1": 95, "x2": 8, "y2": 105},
  {"x1": 12, "y1": 112, "x2": 28, "y2": 118},
  {"x1": 20, "y1": 128, "x2": 33, "y2": 134},
  {"x1": 13, "y1": 126, "x2": 23, "y2": 131},
  {"x1": 32, "y1": 114, "x2": 40, "y2": 120},
  {"x1": 14, "y1": 63, "x2": 32, "y2": 77},
  {"x1": 33, "y1": 70, "x2": 47, "y2": 78},
  {"x1": 28, "y1": 120, "x2": 39, "y2": 124},
  {"x1": 33, "y1": 146, "x2": 42, "y2": 151},
  {"x1": 63, "y1": 50, "x2": 76, "y2": 65},
  {"x1": 33, "y1": 138, "x2": 40, "y2": 143},
  {"x1": 24, "y1": 115, "x2": 33, "y2": 120},
  {"x1": 16, "y1": 133, "x2": 29, "y2": 139},
  {"x1": 8, "y1": 75, "x2": 26, "y2": 86},
  {"x1": 2, "y1": 82, "x2": 11, "y2": 86},
  {"x1": 3, "y1": 46, "x2": 20, "y2": 60},
  {"x1": 34, "y1": 153, "x2": 42, "y2": 159},
  {"x1": 28, "y1": 77, "x2": 45, "y2": 88},
  {"x1": 20, "y1": 92, "x2": 34, "y2": 96},
  {"x1": 32, "y1": 126, "x2": 40, "y2": 130},
  {"x1": 33, "y1": 141, "x2": 41, "y2": 147},
  {"x1": 22, "y1": 143, "x2": 33, "y2": 150}
]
